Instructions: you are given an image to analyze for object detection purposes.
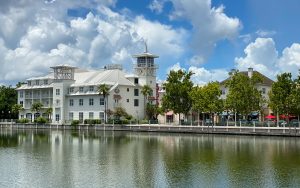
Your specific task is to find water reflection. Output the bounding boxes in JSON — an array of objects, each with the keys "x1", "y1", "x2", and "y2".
[{"x1": 0, "y1": 128, "x2": 300, "y2": 187}]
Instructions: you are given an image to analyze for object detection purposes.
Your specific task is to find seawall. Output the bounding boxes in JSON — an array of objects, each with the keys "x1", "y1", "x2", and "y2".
[{"x1": 1, "y1": 123, "x2": 300, "y2": 137}]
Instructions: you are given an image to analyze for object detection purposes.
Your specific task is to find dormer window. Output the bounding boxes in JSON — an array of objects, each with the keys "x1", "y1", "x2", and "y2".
[
  {"x1": 69, "y1": 87, "x2": 74, "y2": 93},
  {"x1": 79, "y1": 87, "x2": 84, "y2": 92},
  {"x1": 28, "y1": 81, "x2": 31, "y2": 86},
  {"x1": 134, "y1": 78, "x2": 139, "y2": 84},
  {"x1": 35, "y1": 80, "x2": 39, "y2": 85},
  {"x1": 44, "y1": 80, "x2": 48, "y2": 85},
  {"x1": 89, "y1": 86, "x2": 94, "y2": 92}
]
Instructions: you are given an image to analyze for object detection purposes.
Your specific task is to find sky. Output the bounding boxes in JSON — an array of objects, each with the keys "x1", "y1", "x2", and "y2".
[{"x1": 1, "y1": 0, "x2": 300, "y2": 86}]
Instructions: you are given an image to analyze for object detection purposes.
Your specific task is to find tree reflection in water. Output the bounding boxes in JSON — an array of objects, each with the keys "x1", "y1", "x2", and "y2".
[{"x1": 0, "y1": 129, "x2": 300, "y2": 187}]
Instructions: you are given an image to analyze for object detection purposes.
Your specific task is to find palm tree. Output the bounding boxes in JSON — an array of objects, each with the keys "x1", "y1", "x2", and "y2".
[
  {"x1": 12, "y1": 104, "x2": 24, "y2": 119},
  {"x1": 45, "y1": 107, "x2": 53, "y2": 123},
  {"x1": 141, "y1": 85, "x2": 153, "y2": 119},
  {"x1": 98, "y1": 84, "x2": 110, "y2": 123},
  {"x1": 31, "y1": 102, "x2": 43, "y2": 121}
]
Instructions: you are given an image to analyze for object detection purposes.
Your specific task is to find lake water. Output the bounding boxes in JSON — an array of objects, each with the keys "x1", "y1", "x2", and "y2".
[{"x1": 0, "y1": 128, "x2": 300, "y2": 188}]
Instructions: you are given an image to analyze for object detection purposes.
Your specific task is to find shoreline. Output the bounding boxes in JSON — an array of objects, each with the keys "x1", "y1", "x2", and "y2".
[{"x1": 0, "y1": 123, "x2": 300, "y2": 137}]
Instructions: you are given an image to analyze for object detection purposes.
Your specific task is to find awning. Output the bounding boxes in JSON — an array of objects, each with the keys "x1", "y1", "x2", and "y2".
[{"x1": 265, "y1": 115, "x2": 275, "y2": 119}]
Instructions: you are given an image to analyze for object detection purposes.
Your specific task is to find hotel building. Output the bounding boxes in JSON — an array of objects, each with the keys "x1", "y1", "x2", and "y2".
[{"x1": 17, "y1": 49, "x2": 159, "y2": 124}]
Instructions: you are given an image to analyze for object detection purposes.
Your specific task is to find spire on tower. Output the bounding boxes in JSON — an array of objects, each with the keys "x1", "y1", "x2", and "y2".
[{"x1": 144, "y1": 39, "x2": 148, "y2": 53}]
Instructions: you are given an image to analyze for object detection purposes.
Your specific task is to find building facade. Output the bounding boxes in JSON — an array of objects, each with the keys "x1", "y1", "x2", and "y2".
[
  {"x1": 220, "y1": 67, "x2": 274, "y2": 119},
  {"x1": 17, "y1": 49, "x2": 159, "y2": 124}
]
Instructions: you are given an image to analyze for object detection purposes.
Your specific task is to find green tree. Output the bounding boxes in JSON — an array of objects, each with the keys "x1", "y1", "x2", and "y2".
[
  {"x1": 146, "y1": 103, "x2": 163, "y2": 120},
  {"x1": 202, "y1": 82, "x2": 223, "y2": 124},
  {"x1": 98, "y1": 84, "x2": 110, "y2": 123},
  {"x1": 162, "y1": 69, "x2": 194, "y2": 123},
  {"x1": 190, "y1": 82, "x2": 223, "y2": 125},
  {"x1": 225, "y1": 70, "x2": 263, "y2": 122},
  {"x1": 269, "y1": 73, "x2": 293, "y2": 124},
  {"x1": 16, "y1": 82, "x2": 26, "y2": 88},
  {"x1": 190, "y1": 85, "x2": 205, "y2": 125},
  {"x1": 141, "y1": 85, "x2": 153, "y2": 119},
  {"x1": 45, "y1": 107, "x2": 53, "y2": 122},
  {"x1": 289, "y1": 72, "x2": 300, "y2": 123},
  {"x1": 11, "y1": 104, "x2": 24, "y2": 118},
  {"x1": 31, "y1": 102, "x2": 43, "y2": 120},
  {"x1": 0, "y1": 86, "x2": 17, "y2": 119}
]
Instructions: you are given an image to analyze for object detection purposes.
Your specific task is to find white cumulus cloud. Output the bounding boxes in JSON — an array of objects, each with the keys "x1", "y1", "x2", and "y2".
[
  {"x1": 0, "y1": 1, "x2": 187, "y2": 84},
  {"x1": 167, "y1": 62, "x2": 228, "y2": 85},
  {"x1": 169, "y1": 0, "x2": 241, "y2": 65},
  {"x1": 235, "y1": 38, "x2": 278, "y2": 78},
  {"x1": 235, "y1": 37, "x2": 300, "y2": 79}
]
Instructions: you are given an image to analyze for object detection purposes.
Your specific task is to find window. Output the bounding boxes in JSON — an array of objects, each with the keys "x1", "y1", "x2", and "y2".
[
  {"x1": 69, "y1": 112, "x2": 73, "y2": 121},
  {"x1": 134, "y1": 78, "x2": 139, "y2": 84},
  {"x1": 20, "y1": 101, "x2": 23, "y2": 106},
  {"x1": 69, "y1": 99, "x2": 74, "y2": 106},
  {"x1": 89, "y1": 112, "x2": 94, "y2": 119},
  {"x1": 55, "y1": 114, "x2": 60, "y2": 122},
  {"x1": 134, "y1": 89, "x2": 139, "y2": 96},
  {"x1": 79, "y1": 112, "x2": 83, "y2": 123},
  {"x1": 20, "y1": 91, "x2": 23, "y2": 98},
  {"x1": 28, "y1": 81, "x2": 31, "y2": 86},
  {"x1": 89, "y1": 86, "x2": 94, "y2": 92},
  {"x1": 221, "y1": 89, "x2": 225, "y2": 95},
  {"x1": 99, "y1": 112, "x2": 104, "y2": 121},
  {"x1": 79, "y1": 99, "x2": 83, "y2": 106},
  {"x1": 89, "y1": 98, "x2": 94, "y2": 106},
  {"x1": 69, "y1": 87, "x2": 74, "y2": 93},
  {"x1": 79, "y1": 87, "x2": 84, "y2": 92},
  {"x1": 56, "y1": 99, "x2": 60, "y2": 105},
  {"x1": 262, "y1": 88, "x2": 266, "y2": 94},
  {"x1": 44, "y1": 80, "x2": 48, "y2": 85},
  {"x1": 127, "y1": 88, "x2": 129, "y2": 92},
  {"x1": 134, "y1": 99, "x2": 139, "y2": 106},
  {"x1": 138, "y1": 57, "x2": 146, "y2": 65},
  {"x1": 100, "y1": 98, "x2": 104, "y2": 105},
  {"x1": 35, "y1": 80, "x2": 39, "y2": 85},
  {"x1": 127, "y1": 99, "x2": 129, "y2": 103},
  {"x1": 56, "y1": 89, "x2": 60, "y2": 95}
]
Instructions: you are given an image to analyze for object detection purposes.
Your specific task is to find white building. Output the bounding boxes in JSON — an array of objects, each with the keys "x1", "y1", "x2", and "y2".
[
  {"x1": 220, "y1": 67, "x2": 274, "y2": 119},
  {"x1": 17, "y1": 49, "x2": 159, "y2": 124}
]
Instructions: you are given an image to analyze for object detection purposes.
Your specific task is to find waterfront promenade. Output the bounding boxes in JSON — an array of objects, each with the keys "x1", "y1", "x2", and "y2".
[{"x1": 0, "y1": 122, "x2": 299, "y2": 137}]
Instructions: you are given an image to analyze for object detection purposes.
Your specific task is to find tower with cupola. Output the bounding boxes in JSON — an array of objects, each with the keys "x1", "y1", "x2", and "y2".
[
  {"x1": 133, "y1": 44, "x2": 159, "y2": 102},
  {"x1": 50, "y1": 64, "x2": 76, "y2": 124}
]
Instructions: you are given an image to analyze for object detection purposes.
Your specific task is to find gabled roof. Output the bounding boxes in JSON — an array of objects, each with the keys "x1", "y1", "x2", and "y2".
[
  {"x1": 27, "y1": 73, "x2": 54, "y2": 81},
  {"x1": 220, "y1": 71, "x2": 274, "y2": 86},
  {"x1": 71, "y1": 69, "x2": 135, "y2": 87},
  {"x1": 18, "y1": 68, "x2": 136, "y2": 90}
]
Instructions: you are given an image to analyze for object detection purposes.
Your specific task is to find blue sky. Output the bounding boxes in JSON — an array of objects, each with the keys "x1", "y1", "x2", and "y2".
[{"x1": 1, "y1": 0, "x2": 300, "y2": 86}]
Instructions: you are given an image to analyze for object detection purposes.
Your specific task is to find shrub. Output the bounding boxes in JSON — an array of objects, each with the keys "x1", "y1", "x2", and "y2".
[
  {"x1": 71, "y1": 120, "x2": 80, "y2": 126},
  {"x1": 140, "y1": 119, "x2": 149, "y2": 124},
  {"x1": 17, "y1": 118, "x2": 29, "y2": 123},
  {"x1": 122, "y1": 119, "x2": 129, "y2": 124},
  {"x1": 125, "y1": 114, "x2": 133, "y2": 120},
  {"x1": 84, "y1": 119, "x2": 101, "y2": 125},
  {"x1": 35, "y1": 117, "x2": 47, "y2": 124}
]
